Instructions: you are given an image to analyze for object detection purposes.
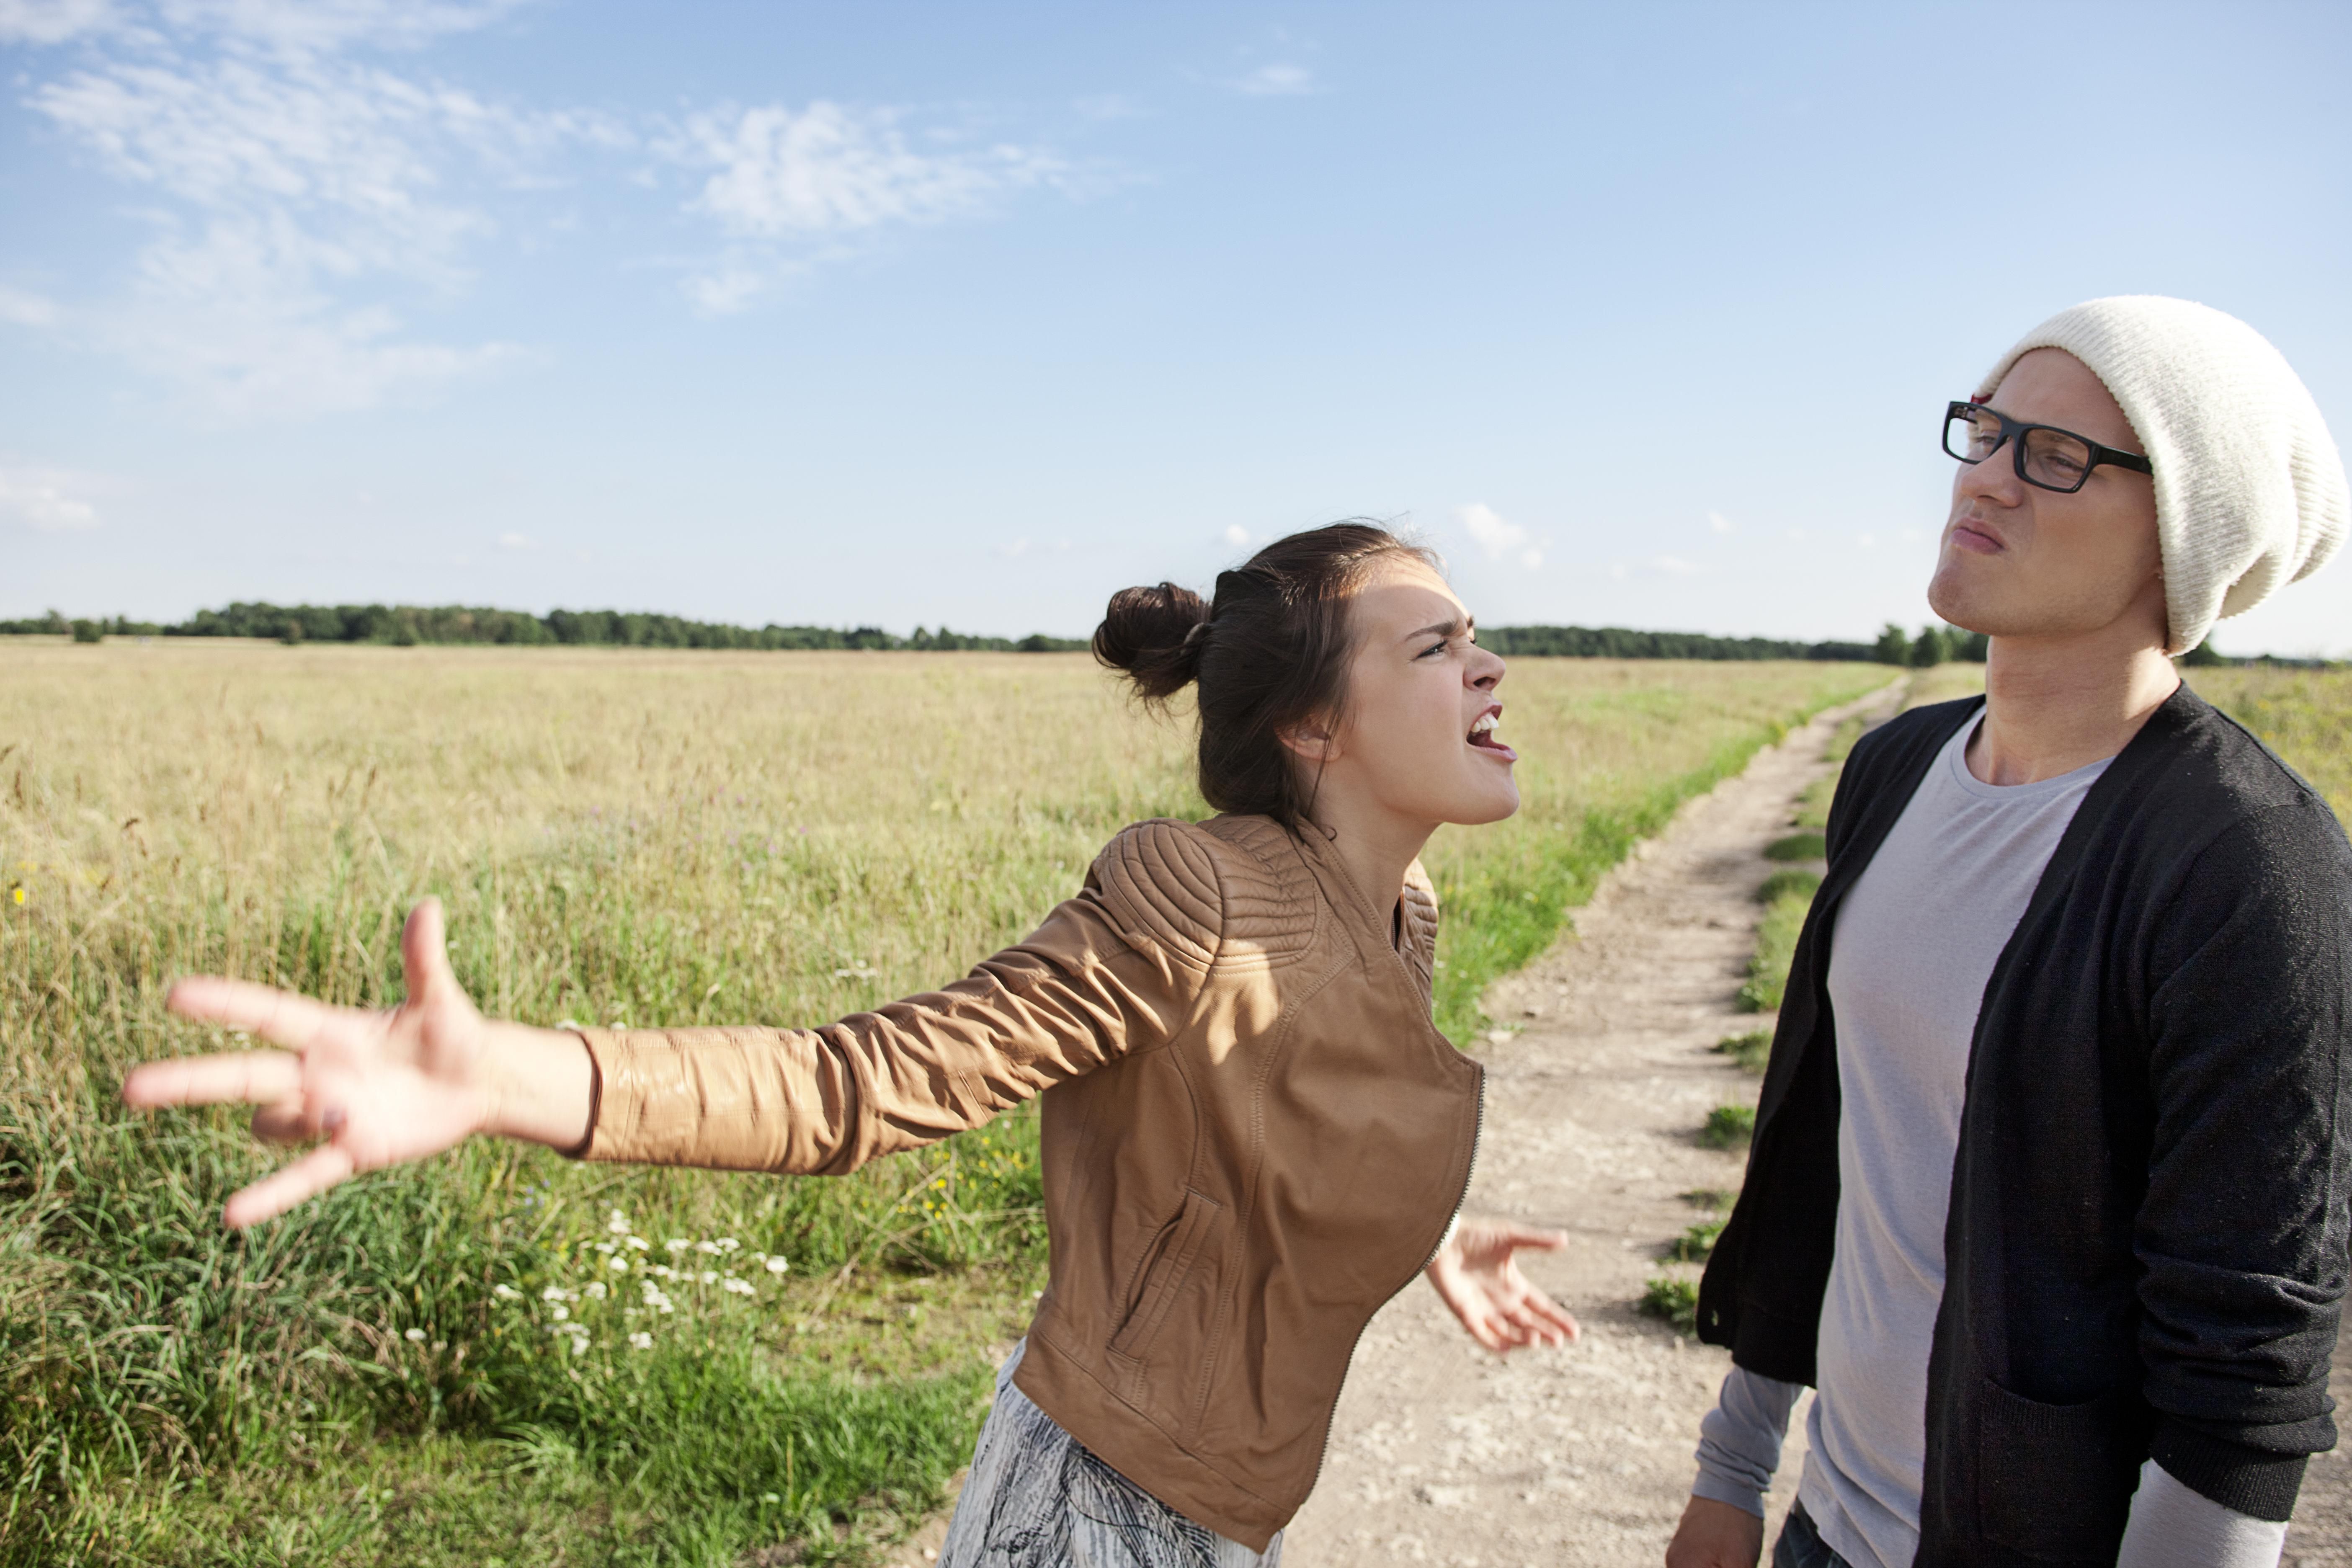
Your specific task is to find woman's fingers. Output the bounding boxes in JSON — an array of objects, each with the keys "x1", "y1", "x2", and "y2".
[
  {"x1": 400, "y1": 898, "x2": 456, "y2": 1005},
  {"x1": 124, "y1": 1050, "x2": 303, "y2": 1109},
  {"x1": 167, "y1": 976, "x2": 363, "y2": 1050},
  {"x1": 222, "y1": 1142, "x2": 357, "y2": 1228}
]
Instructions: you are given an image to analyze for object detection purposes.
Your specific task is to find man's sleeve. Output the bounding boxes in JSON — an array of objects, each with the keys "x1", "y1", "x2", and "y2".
[
  {"x1": 2137, "y1": 802, "x2": 2352, "y2": 1521},
  {"x1": 1692, "y1": 1367, "x2": 1804, "y2": 1517}
]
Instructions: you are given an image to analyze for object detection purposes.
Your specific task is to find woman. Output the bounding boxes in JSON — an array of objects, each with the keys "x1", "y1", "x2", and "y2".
[{"x1": 124, "y1": 522, "x2": 1579, "y2": 1565}]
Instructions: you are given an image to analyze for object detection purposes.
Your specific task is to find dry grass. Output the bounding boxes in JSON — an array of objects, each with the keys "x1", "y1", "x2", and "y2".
[{"x1": 0, "y1": 640, "x2": 1888, "y2": 1565}]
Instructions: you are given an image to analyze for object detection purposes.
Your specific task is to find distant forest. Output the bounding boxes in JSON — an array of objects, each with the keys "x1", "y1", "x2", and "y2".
[
  {"x1": 3, "y1": 602, "x2": 1924, "y2": 661},
  {"x1": 0, "y1": 603, "x2": 1089, "y2": 652},
  {"x1": 15, "y1": 603, "x2": 2284, "y2": 668}
]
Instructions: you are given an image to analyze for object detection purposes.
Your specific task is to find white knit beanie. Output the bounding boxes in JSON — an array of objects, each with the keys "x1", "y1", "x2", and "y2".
[{"x1": 1974, "y1": 296, "x2": 2348, "y2": 655}]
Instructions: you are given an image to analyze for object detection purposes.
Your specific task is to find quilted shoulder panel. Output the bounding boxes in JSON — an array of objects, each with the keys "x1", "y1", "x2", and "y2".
[
  {"x1": 1091, "y1": 818, "x2": 1225, "y2": 970},
  {"x1": 1399, "y1": 858, "x2": 1441, "y2": 984},
  {"x1": 1197, "y1": 814, "x2": 1319, "y2": 966}
]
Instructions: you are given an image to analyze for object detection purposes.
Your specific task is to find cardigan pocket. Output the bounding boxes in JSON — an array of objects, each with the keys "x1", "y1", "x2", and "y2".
[{"x1": 1976, "y1": 1376, "x2": 2138, "y2": 1559}]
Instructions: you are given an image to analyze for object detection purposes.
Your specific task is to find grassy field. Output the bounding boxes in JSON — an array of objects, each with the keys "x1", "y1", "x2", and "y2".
[{"x1": 0, "y1": 641, "x2": 1893, "y2": 1566}]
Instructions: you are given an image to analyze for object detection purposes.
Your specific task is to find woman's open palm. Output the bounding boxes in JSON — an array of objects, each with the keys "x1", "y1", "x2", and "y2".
[
  {"x1": 1426, "y1": 1218, "x2": 1581, "y2": 1352},
  {"x1": 125, "y1": 899, "x2": 498, "y2": 1228}
]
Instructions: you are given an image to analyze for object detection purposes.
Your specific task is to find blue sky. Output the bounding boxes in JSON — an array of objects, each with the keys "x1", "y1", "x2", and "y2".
[{"x1": 5, "y1": 1, "x2": 2349, "y2": 655}]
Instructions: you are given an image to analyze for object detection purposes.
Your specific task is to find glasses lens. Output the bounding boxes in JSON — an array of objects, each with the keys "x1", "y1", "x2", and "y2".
[
  {"x1": 2020, "y1": 427, "x2": 2094, "y2": 490},
  {"x1": 1945, "y1": 405, "x2": 2002, "y2": 463}
]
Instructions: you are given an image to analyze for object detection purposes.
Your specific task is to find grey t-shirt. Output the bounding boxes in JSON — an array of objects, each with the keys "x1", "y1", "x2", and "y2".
[{"x1": 1690, "y1": 715, "x2": 2286, "y2": 1568}]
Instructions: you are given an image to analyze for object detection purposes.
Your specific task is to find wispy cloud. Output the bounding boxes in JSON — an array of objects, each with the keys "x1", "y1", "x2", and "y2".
[
  {"x1": 0, "y1": 463, "x2": 111, "y2": 530},
  {"x1": 670, "y1": 100, "x2": 1073, "y2": 312},
  {"x1": 496, "y1": 530, "x2": 534, "y2": 550},
  {"x1": 1233, "y1": 64, "x2": 1318, "y2": 97},
  {"x1": 1455, "y1": 502, "x2": 1542, "y2": 570},
  {"x1": 1707, "y1": 509, "x2": 1735, "y2": 535},
  {"x1": 1223, "y1": 524, "x2": 1251, "y2": 548},
  {"x1": 5, "y1": 2, "x2": 1086, "y2": 407},
  {"x1": 11, "y1": 3, "x2": 597, "y2": 415}
]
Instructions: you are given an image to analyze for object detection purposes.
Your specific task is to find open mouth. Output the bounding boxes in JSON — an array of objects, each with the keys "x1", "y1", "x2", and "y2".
[{"x1": 1467, "y1": 707, "x2": 1517, "y2": 763}]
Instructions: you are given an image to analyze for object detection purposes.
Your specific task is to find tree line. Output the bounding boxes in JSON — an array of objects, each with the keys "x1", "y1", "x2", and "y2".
[
  {"x1": 0, "y1": 603, "x2": 1089, "y2": 652},
  {"x1": 0, "y1": 604, "x2": 2263, "y2": 665}
]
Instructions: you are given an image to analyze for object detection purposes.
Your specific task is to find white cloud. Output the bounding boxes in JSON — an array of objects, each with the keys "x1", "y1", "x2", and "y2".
[
  {"x1": 1223, "y1": 524, "x2": 1251, "y2": 547},
  {"x1": 1455, "y1": 502, "x2": 1542, "y2": 569},
  {"x1": 1649, "y1": 554, "x2": 1700, "y2": 575},
  {"x1": 0, "y1": 464, "x2": 109, "y2": 530},
  {"x1": 673, "y1": 100, "x2": 1070, "y2": 312},
  {"x1": 1234, "y1": 64, "x2": 1317, "y2": 97},
  {"x1": 1707, "y1": 509, "x2": 1734, "y2": 535},
  {"x1": 497, "y1": 530, "x2": 533, "y2": 550},
  {"x1": 0, "y1": 0, "x2": 117, "y2": 44},
  {"x1": 1856, "y1": 531, "x2": 1878, "y2": 549},
  {"x1": 995, "y1": 537, "x2": 1033, "y2": 558},
  {"x1": 8, "y1": 3, "x2": 606, "y2": 414},
  {"x1": 0, "y1": 286, "x2": 63, "y2": 327}
]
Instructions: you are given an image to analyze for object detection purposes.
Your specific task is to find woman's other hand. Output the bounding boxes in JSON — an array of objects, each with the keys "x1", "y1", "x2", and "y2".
[
  {"x1": 1425, "y1": 1217, "x2": 1580, "y2": 1352},
  {"x1": 1665, "y1": 1496, "x2": 1766, "y2": 1568},
  {"x1": 124, "y1": 898, "x2": 591, "y2": 1228}
]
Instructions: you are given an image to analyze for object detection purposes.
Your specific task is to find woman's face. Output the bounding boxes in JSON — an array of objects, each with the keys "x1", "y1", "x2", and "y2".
[{"x1": 1308, "y1": 555, "x2": 1519, "y2": 829}]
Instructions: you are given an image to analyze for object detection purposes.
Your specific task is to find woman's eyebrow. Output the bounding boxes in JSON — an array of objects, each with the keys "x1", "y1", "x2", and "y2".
[{"x1": 1403, "y1": 615, "x2": 1469, "y2": 642}]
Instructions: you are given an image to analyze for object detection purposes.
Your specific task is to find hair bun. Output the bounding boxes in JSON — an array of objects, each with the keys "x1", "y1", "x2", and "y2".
[{"x1": 1093, "y1": 581, "x2": 1210, "y2": 701}]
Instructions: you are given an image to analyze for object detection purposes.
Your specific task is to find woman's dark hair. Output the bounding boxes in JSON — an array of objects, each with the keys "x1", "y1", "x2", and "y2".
[{"x1": 1092, "y1": 521, "x2": 1439, "y2": 829}]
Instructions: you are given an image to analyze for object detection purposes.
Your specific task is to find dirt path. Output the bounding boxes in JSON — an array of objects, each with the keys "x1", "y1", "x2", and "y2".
[{"x1": 886, "y1": 675, "x2": 2350, "y2": 1568}]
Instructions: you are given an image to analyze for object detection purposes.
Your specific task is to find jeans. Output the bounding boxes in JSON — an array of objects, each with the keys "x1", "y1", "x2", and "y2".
[{"x1": 1774, "y1": 1504, "x2": 1854, "y2": 1568}]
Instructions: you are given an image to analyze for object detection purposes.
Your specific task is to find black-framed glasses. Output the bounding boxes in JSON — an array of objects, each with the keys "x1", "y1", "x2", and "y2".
[{"x1": 1942, "y1": 400, "x2": 2153, "y2": 494}]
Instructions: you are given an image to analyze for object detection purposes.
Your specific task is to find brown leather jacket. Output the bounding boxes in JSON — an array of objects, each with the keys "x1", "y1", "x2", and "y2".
[{"x1": 576, "y1": 813, "x2": 1484, "y2": 1549}]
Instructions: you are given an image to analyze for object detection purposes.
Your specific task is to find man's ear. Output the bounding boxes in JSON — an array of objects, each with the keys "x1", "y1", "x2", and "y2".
[{"x1": 1279, "y1": 719, "x2": 1340, "y2": 765}]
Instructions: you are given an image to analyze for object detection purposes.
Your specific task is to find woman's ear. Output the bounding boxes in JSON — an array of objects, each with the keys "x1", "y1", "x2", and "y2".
[{"x1": 1278, "y1": 718, "x2": 1341, "y2": 765}]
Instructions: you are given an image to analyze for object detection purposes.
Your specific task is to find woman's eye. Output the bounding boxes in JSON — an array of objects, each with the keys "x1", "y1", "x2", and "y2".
[{"x1": 1418, "y1": 640, "x2": 1448, "y2": 659}]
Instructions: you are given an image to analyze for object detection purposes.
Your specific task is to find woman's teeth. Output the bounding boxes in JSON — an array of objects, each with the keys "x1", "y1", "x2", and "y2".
[{"x1": 1469, "y1": 712, "x2": 1501, "y2": 747}]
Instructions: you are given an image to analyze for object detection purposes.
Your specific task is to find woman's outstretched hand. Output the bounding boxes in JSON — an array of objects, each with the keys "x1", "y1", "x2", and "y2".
[
  {"x1": 124, "y1": 898, "x2": 591, "y2": 1228},
  {"x1": 1425, "y1": 1217, "x2": 1581, "y2": 1353}
]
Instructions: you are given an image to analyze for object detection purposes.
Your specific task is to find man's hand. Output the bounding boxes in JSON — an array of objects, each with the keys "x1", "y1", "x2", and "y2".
[
  {"x1": 125, "y1": 898, "x2": 589, "y2": 1228},
  {"x1": 1666, "y1": 1496, "x2": 1766, "y2": 1568},
  {"x1": 1425, "y1": 1218, "x2": 1580, "y2": 1352}
]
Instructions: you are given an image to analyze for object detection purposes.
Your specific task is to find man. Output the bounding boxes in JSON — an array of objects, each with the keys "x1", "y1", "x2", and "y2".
[{"x1": 1666, "y1": 296, "x2": 2352, "y2": 1568}]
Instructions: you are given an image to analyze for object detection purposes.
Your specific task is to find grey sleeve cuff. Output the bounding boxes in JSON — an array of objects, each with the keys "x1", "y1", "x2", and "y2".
[
  {"x1": 2116, "y1": 1459, "x2": 2287, "y2": 1568},
  {"x1": 1692, "y1": 1366, "x2": 1805, "y2": 1518}
]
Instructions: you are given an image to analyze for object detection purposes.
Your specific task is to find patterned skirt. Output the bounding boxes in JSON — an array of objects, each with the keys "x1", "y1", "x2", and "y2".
[{"x1": 938, "y1": 1341, "x2": 1283, "y2": 1568}]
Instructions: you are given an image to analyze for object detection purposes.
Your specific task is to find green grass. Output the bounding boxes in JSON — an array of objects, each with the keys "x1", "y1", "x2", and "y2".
[
  {"x1": 1638, "y1": 1273, "x2": 1699, "y2": 1335},
  {"x1": 1755, "y1": 868, "x2": 1821, "y2": 905},
  {"x1": 1761, "y1": 832, "x2": 1826, "y2": 861},
  {"x1": 1736, "y1": 885, "x2": 1812, "y2": 1014},
  {"x1": 1712, "y1": 1029, "x2": 1772, "y2": 1074},
  {"x1": 1667, "y1": 1218, "x2": 1725, "y2": 1262},
  {"x1": 1697, "y1": 1104, "x2": 1756, "y2": 1150}
]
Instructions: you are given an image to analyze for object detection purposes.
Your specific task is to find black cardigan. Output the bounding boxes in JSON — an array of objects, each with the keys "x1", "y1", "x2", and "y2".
[{"x1": 1697, "y1": 686, "x2": 2352, "y2": 1564}]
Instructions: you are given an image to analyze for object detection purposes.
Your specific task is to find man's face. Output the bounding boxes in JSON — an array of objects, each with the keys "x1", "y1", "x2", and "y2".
[{"x1": 1927, "y1": 348, "x2": 2164, "y2": 645}]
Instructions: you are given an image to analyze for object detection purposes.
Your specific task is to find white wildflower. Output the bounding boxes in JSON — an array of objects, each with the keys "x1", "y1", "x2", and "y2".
[
  {"x1": 650, "y1": 1265, "x2": 676, "y2": 1279},
  {"x1": 570, "y1": 1334, "x2": 591, "y2": 1356},
  {"x1": 625, "y1": 1235, "x2": 650, "y2": 1251},
  {"x1": 765, "y1": 1256, "x2": 789, "y2": 1275},
  {"x1": 700, "y1": 1270, "x2": 718, "y2": 1285},
  {"x1": 540, "y1": 1286, "x2": 566, "y2": 1302},
  {"x1": 666, "y1": 1239, "x2": 691, "y2": 1254},
  {"x1": 608, "y1": 1255, "x2": 629, "y2": 1273},
  {"x1": 550, "y1": 1305, "x2": 570, "y2": 1323},
  {"x1": 628, "y1": 1331, "x2": 653, "y2": 1351},
  {"x1": 723, "y1": 1277, "x2": 755, "y2": 1296},
  {"x1": 595, "y1": 1241, "x2": 616, "y2": 1255},
  {"x1": 495, "y1": 1284, "x2": 524, "y2": 1300},
  {"x1": 607, "y1": 1210, "x2": 630, "y2": 1234},
  {"x1": 695, "y1": 1241, "x2": 720, "y2": 1255},
  {"x1": 585, "y1": 1281, "x2": 608, "y2": 1300},
  {"x1": 715, "y1": 1237, "x2": 740, "y2": 1253},
  {"x1": 404, "y1": 1328, "x2": 426, "y2": 1342}
]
